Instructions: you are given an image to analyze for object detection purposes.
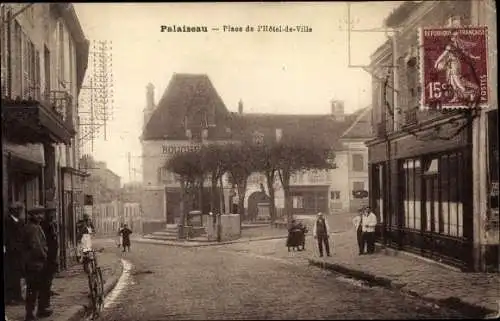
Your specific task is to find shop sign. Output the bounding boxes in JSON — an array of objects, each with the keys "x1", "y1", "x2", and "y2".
[
  {"x1": 161, "y1": 144, "x2": 201, "y2": 155},
  {"x1": 419, "y1": 26, "x2": 488, "y2": 109}
]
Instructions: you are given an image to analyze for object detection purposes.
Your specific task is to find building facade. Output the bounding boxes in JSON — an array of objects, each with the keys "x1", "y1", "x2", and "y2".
[
  {"x1": 121, "y1": 181, "x2": 143, "y2": 233},
  {"x1": 80, "y1": 155, "x2": 122, "y2": 236},
  {"x1": 140, "y1": 73, "x2": 371, "y2": 232},
  {"x1": 366, "y1": 0, "x2": 497, "y2": 271},
  {"x1": 1, "y1": 3, "x2": 89, "y2": 270}
]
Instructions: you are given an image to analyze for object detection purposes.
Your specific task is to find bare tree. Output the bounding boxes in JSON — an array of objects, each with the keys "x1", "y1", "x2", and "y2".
[
  {"x1": 225, "y1": 143, "x2": 260, "y2": 221},
  {"x1": 200, "y1": 144, "x2": 229, "y2": 213},
  {"x1": 275, "y1": 141, "x2": 335, "y2": 223},
  {"x1": 253, "y1": 142, "x2": 281, "y2": 224},
  {"x1": 164, "y1": 151, "x2": 205, "y2": 238}
]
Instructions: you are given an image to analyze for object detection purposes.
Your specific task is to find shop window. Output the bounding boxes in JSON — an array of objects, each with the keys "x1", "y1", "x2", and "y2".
[
  {"x1": 439, "y1": 152, "x2": 463, "y2": 237},
  {"x1": 402, "y1": 159, "x2": 422, "y2": 230}
]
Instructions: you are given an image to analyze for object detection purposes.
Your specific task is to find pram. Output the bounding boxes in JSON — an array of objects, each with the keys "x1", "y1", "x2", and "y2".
[{"x1": 286, "y1": 221, "x2": 308, "y2": 252}]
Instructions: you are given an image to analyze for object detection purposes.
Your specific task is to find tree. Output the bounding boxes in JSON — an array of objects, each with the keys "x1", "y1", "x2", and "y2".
[
  {"x1": 225, "y1": 143, "x2": 259, "y2": 221},
  {"x1": 200, "y1": 144, "x2": 230, "y2": 213},
  {"x1": 164, "y1": 150, "x2": 205, "y2": 238},
  {"x1": 253, "y1": 142, "x2": 281, "y2": 224},
  {"x1": 275, "y1": 140, "x2": 335, "y2": 223}
]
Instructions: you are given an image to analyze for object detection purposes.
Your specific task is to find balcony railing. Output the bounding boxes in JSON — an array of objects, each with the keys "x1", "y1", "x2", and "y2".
[
  {"x1": 46, "y1": 90, "x2": 73, "y2": 124},
  {"x1": 403, "y1": 107, "x2": 418, "y2": 126}
]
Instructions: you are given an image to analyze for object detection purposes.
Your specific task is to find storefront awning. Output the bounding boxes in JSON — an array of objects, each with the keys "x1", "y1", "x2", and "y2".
[{"x1": 2, "y1": 98, "x2": 75, "y2": 145}]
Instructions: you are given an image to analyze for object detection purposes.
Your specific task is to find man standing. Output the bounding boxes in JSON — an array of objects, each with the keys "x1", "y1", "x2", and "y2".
[
  {"x1": 40, "y1": 208, "x2": 59, "y2": 310},
  {"x1": 352, "y1": 208, "x2": 365, "y2": 255},
  {"x1": 312, "y1": 212, "x2": 331, "y2": 257},
  {"x1": 4, "y1": 202, "x2": 26, "y2": 305},
  {"x1": 362, "y1": 207, "x2": 378, "y2": 254},
  {"x1": 23, "y1": 206, "x2": 51, "y2": 321}
]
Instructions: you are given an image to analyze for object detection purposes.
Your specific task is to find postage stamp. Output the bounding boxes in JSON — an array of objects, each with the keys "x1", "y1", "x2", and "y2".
[{"x1": 419, "y1": 26, "x2": 489, "y2": 110}]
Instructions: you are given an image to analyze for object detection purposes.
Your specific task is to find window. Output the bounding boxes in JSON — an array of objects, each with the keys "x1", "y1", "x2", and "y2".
[
  {"x1": 353, "y1": 181, "x2": 364, "y2": 191},
  {"x1": 292, "y1": 196, "x2": 304, "y2": 208},
  {"x1": 330, "y1": 191, "x2": 340, "y2": 200},
  {"x1": 1, "y1": 8, "x2": 7, "y2": 96},
  {"x1": 352, "y1": 154, "x2": 364, "y2": 172},
  {"x1": 402, "y1": 159, "x2": 422, "y2": 230},
  {"x1": 439, "y1": 153, "x2": 463, "y2": 237},
  {"x1": 58, "y1": 21, "x2": 65, "y2": 84},
  {"x1": 12, "y1": 21, "x2": 22, "y2": 98},
  {"x1": 275, "y1": 128, "x2": 282, "y2": 142},
  {"x1": 10, "y1": 22, "x2": 38, "y2": 100}
]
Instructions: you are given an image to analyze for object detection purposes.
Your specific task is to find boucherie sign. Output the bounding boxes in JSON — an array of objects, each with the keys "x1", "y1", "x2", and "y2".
[{"x1": 161, "y1": 144, "x2": 201, "y2": 155}]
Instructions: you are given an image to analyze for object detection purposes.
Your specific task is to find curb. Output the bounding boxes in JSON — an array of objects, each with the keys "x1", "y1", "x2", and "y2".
[
  {"x1": 63, "y1": 258, "x2": 125, "y2": 321},
  {"x1": 308, "y1": 258, "x2": 497, "y2": 318},
  {"x1": 135, "y1": 235, "x2": 288, "y2": 247}
]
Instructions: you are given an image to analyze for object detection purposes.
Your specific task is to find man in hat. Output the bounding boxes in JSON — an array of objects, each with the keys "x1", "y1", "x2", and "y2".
[
  {"x1": 23, "y1": 206, "x2": 52, "y2": 320},
  {"x1": 4, "y1": 202, "x2": 26, "y2": 305},
  {"x1": 362, "y1": 207, "x2": 378, "y2": 254},
  {"x1": 312, "y1": 212, "x2": 331, "y2": 257},
  {"x1": 40, "y1": 207, "x2": 59, "y2": 308}
]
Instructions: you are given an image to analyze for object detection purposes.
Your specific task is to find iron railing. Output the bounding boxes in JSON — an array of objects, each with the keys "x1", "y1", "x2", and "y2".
[{"x1": 403, "y1": 107, "x2": 418, "y2": 126}]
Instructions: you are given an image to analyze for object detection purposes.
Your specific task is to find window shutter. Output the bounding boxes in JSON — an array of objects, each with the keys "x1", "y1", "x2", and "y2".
[
  {"x1": 22, "y1": 34, "x2": 30, "y2": 99},
  {"x1": 35, "y1": 49, "x2": 41, "y2": 100}
]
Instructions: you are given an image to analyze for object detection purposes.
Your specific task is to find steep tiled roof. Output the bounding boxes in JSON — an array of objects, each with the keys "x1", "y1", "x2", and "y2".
[
  {"x1": 230, "y1": 111, "x2": 361, "y2": 150},
  {"x1": 142, "y1": 74, "x2": 231, "y2": 141},
  {"x1": 340, "y1": 106, "x2": 373, "y2": 140}
]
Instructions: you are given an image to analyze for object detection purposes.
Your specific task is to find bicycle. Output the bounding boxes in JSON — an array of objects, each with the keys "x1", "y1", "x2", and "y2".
[{"x1": 82, "y1": 249, "x2": 105, "y2": 320}]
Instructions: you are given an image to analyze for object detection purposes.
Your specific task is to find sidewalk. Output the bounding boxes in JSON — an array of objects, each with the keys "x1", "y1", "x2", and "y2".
[
  {"x1": 308, "y1": 230, "x2": 499, "y2": 318},
  {"x1": 5, "y1": 246, "x2": 123, "y2": 321}
]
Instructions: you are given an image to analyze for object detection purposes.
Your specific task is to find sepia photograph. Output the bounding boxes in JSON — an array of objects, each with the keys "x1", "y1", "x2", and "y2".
[{"x1": 1, "y1": 1, "x2": 498, "y2": 320}]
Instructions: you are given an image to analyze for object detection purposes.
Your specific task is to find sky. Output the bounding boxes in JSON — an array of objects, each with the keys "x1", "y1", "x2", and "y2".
[{"x1": 74, "y1": 1, "x2": 403, "y2": 184}]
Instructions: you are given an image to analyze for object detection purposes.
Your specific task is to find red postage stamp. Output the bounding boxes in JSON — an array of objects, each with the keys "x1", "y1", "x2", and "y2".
[{"x1": 419, "y1": 26, "x2": 489, "y2": 109}]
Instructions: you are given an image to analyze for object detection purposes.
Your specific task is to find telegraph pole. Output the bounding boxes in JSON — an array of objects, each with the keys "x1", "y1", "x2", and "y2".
[
  {"x1": 78, "y1": 40, "x2": 114, "y2": 155},
  {"x1": 128, "y1": 152, "x2": 131, "y2": 182}
]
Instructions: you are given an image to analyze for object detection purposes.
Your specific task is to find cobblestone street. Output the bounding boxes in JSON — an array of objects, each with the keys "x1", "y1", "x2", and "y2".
[{"x1": 98, "y1": 241, "x2": 466, "y2": 320}]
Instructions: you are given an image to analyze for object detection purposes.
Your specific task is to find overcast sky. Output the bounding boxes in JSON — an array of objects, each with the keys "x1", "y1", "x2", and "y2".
[{"x1": 74, "y1": 2, "x2": 402, "y2": 184}]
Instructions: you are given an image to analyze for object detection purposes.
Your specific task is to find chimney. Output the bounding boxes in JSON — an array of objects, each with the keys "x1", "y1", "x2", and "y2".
[
  {"x1": 146, "y1": 83, "x2": 155, "y2": 110},
  {"x1": 143, "y1": 83, "x2": 155, "y2": 128},
  {"x1": 238, "y1": 99, "x2": 243, "y2": 114},
  {"x1": 331, "y1": 100, "x2": 345, "y2": 122}
]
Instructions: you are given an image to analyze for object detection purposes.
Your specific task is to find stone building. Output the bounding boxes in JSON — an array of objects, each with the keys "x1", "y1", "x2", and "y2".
[
  {"x1": 366, "y1": 0, "x2": 497, "y2": 271},
  {"x1": 140, "y1": 73, "x2": 371, "y2": 232},
  {"x1": 1, "y1": 3, "x2": 89, "y2": 269},
  {"x1": 80, "y1": 155, "x2": 122, "y2": 236},
  {"x1": 121, "y1": 181, "x2": 143, "y2": 234}
]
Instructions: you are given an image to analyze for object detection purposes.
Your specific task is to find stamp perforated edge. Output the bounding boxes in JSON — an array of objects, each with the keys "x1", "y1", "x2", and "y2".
[{"x1": 418, "y1": 26, "x2": 490, "y2": 111}]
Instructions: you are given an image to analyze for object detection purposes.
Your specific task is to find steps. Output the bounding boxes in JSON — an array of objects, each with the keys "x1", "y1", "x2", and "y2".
[
  {"x1": 143, "y1": 225, "x2": 208, "y2": 241},
  {"x1": 143, "y1": 226, "x2": 178, "y2": 241}
]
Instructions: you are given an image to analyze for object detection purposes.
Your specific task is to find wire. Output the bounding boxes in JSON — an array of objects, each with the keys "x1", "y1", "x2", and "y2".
[{"x1": 380, "y1": 37, "x2": 483, "y2": 142}]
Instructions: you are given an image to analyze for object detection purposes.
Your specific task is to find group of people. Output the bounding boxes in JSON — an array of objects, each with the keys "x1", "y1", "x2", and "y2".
[
  {"x1": 4, "y1": 202, "x2": 59, "y2": 321},
  {"x1": 353, "y1": 206, "x2": 378, "y2": 255},
  {"x1": 4, "y1": 202, "x2": 99, "y2": 321},
  {"x1": 286, "y1": 207, "x2": 378, "y2": 258}
]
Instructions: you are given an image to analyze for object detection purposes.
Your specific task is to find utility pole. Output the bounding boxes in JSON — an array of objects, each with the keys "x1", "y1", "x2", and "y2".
[
  {"x1": 78, "y1": 40, "x2": 114, "y2": 155},
  {"x1": 128, "y1": 152, "x2": 131, "y2": 182}
]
